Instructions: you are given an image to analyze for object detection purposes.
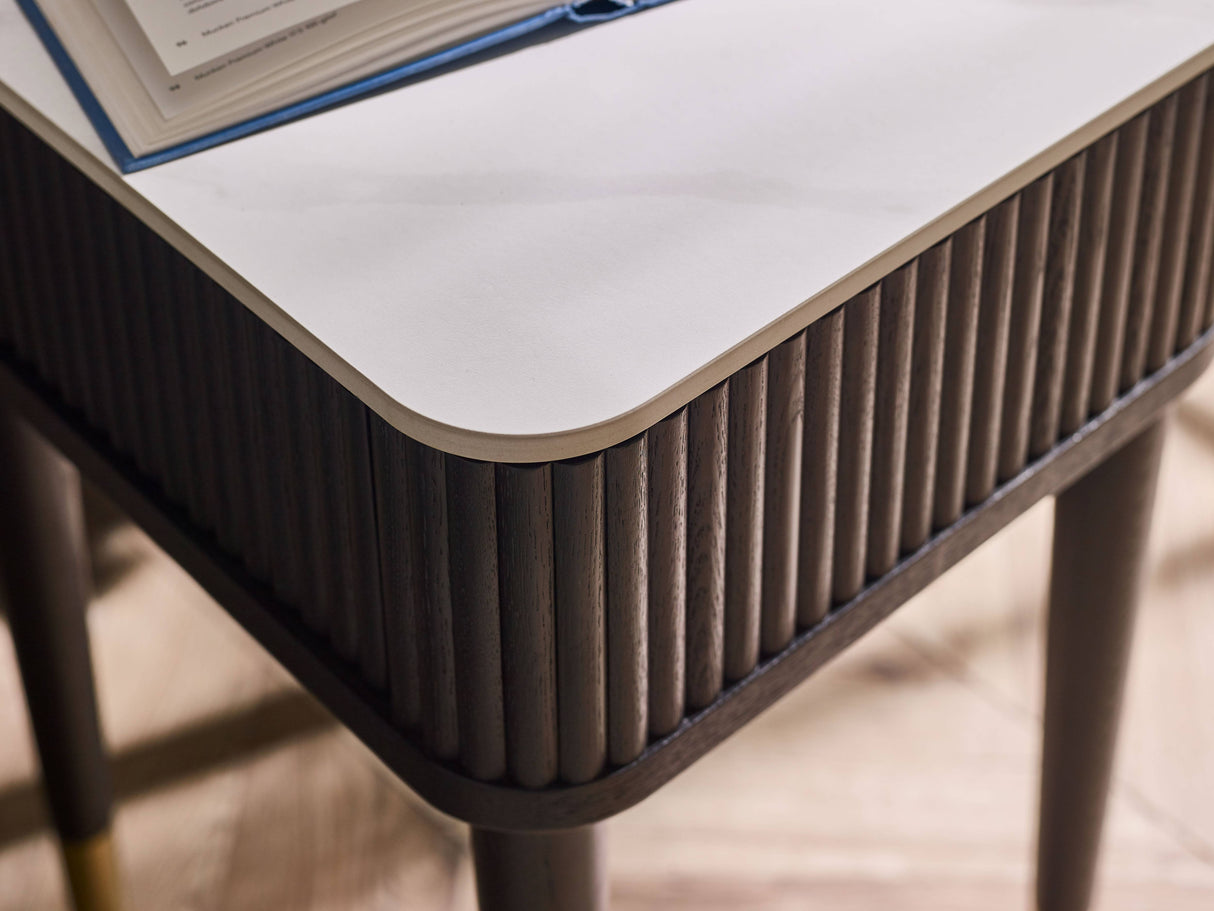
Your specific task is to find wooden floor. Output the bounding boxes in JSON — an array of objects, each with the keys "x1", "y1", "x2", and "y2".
[{"x1": 2, "y1": 369, "x2": 1213, "y2": 910}]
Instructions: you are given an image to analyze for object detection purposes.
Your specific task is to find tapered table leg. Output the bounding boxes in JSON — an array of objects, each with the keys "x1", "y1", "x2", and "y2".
[
  {"x1": 471, "y1": 825, "x2": 606, "y2": 911},
  {"x1": 0, "y1": 409, "x2": 122, "y2": 911},
  {"x1": 1036, "y1": 419, "x2": 1166, "y2": 911}
]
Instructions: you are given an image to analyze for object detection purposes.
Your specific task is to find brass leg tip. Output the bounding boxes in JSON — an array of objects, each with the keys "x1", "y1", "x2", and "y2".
[{"x1": 61, "y1": 831, "x2": 123, "y2": 911}]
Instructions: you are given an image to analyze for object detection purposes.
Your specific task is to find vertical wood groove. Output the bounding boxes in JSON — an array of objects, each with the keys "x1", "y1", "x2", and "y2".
[
  {"x1": 496, "y1": 464, "x2": 559, "y2": 789},
  {"x1": 554, "y1": 456, "x2": 607, "y2": 783},
  {"x1": 901, "y1": 242, "x2": 950, "y2": 553},
  {"x1": 999, "y1": 176, "x2": 1053, "y2": 479},
  {"x1": 867, "y1": 263, "x2": 916, "y2": 577},
  {"x1": 1061, "y1": 134, "x2": 1118, "y2": 436},
  {"x1": 446, "y1": 456, "x2": 506, "y2": 781},
  {"x1": 1120, "y1": 95, "x2": 1178, "y2": 390},
  {"x1": 967, "y1": 195, "x2": 1020, "y2": 505},
  {"x1": 685, "y1": 383, "x2": 727, "y2": 710},
  {"x1": 761, "y1": 336, "x2": 805, "y2": 656},
  {"x1": 369, "y1": 423, "x2": 423, "y2": 732},
  {"x1": 647, "y1": 413, "x2": 688, "y2": 736},
  {"x1": 933, "y1": 218, "x2": 985, "y2": 527},
  {"x1": 1031, "y1": 155, "x2": 1086, "y2": 457},
  {"x1": 724, "y1": 359, "x2": 767, "y2": 679},
  {"x1": 1148, "y1": 80, "x2": 1207, "y2": 371},
  {"x1": 1178, "y1": 75, "x2": 1214, "y2": 350},
  {"x1": 415, "y1": 443, "x2": 459, "y2": 760},
  {"x1": 796, "y1": 309, "x2": 844, "y2": 627},
  {"x1": 1091, "y1": 113, "x2": 1150, "y2": 413},
  {"x1": 833, "y1": 287, "x2": 880, "y2": 604},
  {"x1": 605, "y1": 438, "x2": 649, "y2": 766}
]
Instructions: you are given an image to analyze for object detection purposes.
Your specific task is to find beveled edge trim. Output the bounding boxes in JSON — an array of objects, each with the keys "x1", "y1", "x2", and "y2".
[
  {"x1": 3, "y1": 327, "x2": 1209, "y2": 831},
  {"x1": 4, "y1": 46, "x2": 1214, "y2": 463}
]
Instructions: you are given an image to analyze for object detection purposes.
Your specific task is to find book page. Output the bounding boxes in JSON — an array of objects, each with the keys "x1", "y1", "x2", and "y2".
[
  {"x1": 123, "y1": 0, "x2": 363, "y2": 74},
  {"x1": 96, "y1": 0, "x2": 388, "y2": 117}
]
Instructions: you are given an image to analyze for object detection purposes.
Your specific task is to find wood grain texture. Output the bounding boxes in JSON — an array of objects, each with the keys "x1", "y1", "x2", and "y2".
[
  {"x1": 724, "y1": 358, "x2": 767, "y2": 679},
  {"x1": 368, "y1": 422, "x2": 423, "y2": 731},
  {"x1": 934, "y1": 218, "x2": 985, "y2": 528},
  {"x1": 761, "y1": 335, "x2": 806, "y2": 656},
  {"x1": 445, "y1": 456, "x2": 506, "y2": 782},
  {"x1": 796, "y1": 308, "x2": 844, "y2": 627},
  {"x1": 413, "y1": 443, "x2": 459, "y2": 761},
  {"x1": 553, "y1": 456, "x2": 607, "y2": 784},
  {"x1": 4, "y1": 319, "x2": 1207, "y2": 832},
  {"x1": 967, "y1": 195, "x2": 1020, "y2": 505},
  {"x1": 495, "y1": 464, "x2": 559, "y2": 790},
  {"x1": 999, "y1": 174, "x2": 1053, "y2": 478},
  {"x1": 1149, "y1": 79, "x2": 1207, "y2": 372},
  {"x1": 1031, "y1": 154, "x2": 1086, "y2": 457},
  {"x1": 867, "y1": 263, "x2": 916, "y2": 578},
  {"x1": 647, "y1": 412, "x2": 688, "y2": 737},
  {"x1": 901, "y1": 241, "x2": 950, "y2": 552},
  {"x1": 606, "y1": 437, "x2": 649, "y2": 766},
  {"x1": 1121, "y1": 94, "x2": 1178, "y2": 390},
  {"x1": 1092, "y1": 114, "x2": 1150, "y2": 412},
  {"x1": 684, "y1": 383, "x2": 727, "y2": 710},
  {"x1": 1061, "y1": 134, "x2": 1118, "y2": 436},
  {"x1": 336, "y1": 387, "x2": 386, "y2": 690},
  {"x1": 833, "y1": 287, "x2": 880, "y2": 603},
  {"x1": 1178, "y1": 75, "x2": 1214, "y2": 350}
]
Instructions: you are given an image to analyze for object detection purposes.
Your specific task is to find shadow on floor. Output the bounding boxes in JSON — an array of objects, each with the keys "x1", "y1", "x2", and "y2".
[
  {"x1": 1178, "y1": 400, "x2": 1214, "y2": 451},
  {"x1": 83, "y1": 482, "x2": 148, "y2": 598},
  {"x1": 0, "y1": 688, "x2": 334, "y2": 848}
]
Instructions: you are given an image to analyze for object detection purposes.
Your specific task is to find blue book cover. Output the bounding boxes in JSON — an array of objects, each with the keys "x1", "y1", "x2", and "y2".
[{"x1": 18, "y1": 0, "x2": 676, "y2": 173}]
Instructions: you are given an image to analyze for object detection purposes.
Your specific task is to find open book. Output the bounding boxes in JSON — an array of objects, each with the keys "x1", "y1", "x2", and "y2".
[{"x1": 20, "y1": 0, "x2": 667, "y2": 171}]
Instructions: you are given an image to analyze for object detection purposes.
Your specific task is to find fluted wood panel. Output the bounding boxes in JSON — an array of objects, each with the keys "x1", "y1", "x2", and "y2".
[
  {"x1": 796, "y1": 309, "x2": 843, "y2": 626},
  {"x1": 901, "y1": 242, "x2": 950, "y2": 553},
  {"x1": 1122, "y1": 96, "x2": 1177, "y2": 390},
  {"x1": 445, "y1": 457, "x2": 506, "y2": 782},
  {"x1": 5, "y1": 76, "x2": 1214, "y2": 792},
  {"x1": 496, "y1": 464, "x2": 559, "y2": 789},
  {"x1": 760, "y1": 336, "x2": 805, "y2": 657},
  {"x1": 684, "y1": 383, "x2": 727, "y2": 711},
  {"x1": 1029, "y1": 156, "x2": 1087, "y2": 459},
  {"x1": 832, "y1": 288, "x2": 880, "y2": 604},
  {"x1": 967, "y1": 195, "x2": 1019, "y2": 504},
  {"x1": 553, "y1": 455, "x2": 606, "y2": 783},
  {"x1": 1149, "y1": 78, "x2": 1206, "y2": 372},
  {"x1": 999, "y1": 174, "x2": 1052, "y2": 480},
  {"x1": 934, "y1": 218, "x2": 984, "y2": 528},
  {"x1": 867, "y1": 262, "x2": 916, "y2": 578},
  {"x1": 1179, "y1": 75, "x2": 1214, "y2": 350},
  {"x1": 647, "y1": 412, "x2": 687, "y2": 736},
  {"x1": 724, "y1": 359, "x2": 766, "y2": 680},
  {"x1": 605, "y1": 437, "x2": 649, "y2": 765}
]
